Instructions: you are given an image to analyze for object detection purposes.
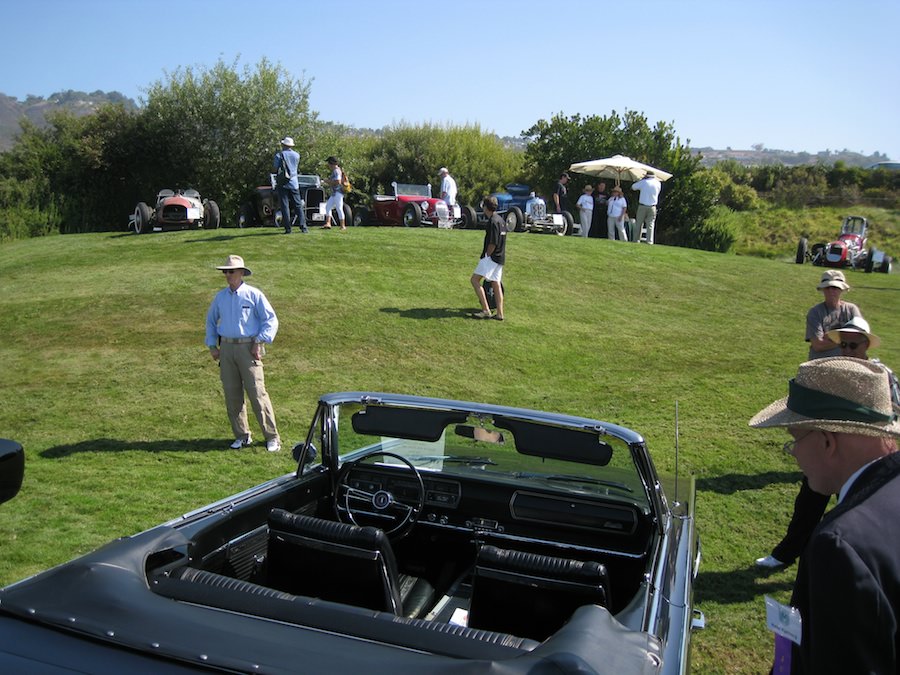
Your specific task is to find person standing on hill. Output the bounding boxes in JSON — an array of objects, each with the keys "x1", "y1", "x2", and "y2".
[
  {"x1": 576, "y1": 184, "x2": 594, "y2": 238},
  {"x1": 805, "y1": 270, "x2": 861, "y2": 360},
  {"x1": 205, "y1": 255, "x2": 282, "y2": 453},
  {"x1": 606, "y1": 185, "x2": 628, "y2": 241},
  {"x1": 323, "y1": 156, "x2": 347, "y2": 230},
  {"x1": 273, "y1": 137, "x2": 307, "y2": 234},
  {"x1": 439, "y1": 167, "x2": 458, "y2": 207},
  {"x1": 630, "y1": 170, "x2": 661, "y2": 244},
  {"x1": 589, "y1": 182, "x2": 608, "y2": 238},
  {"x1": 470, "y1": 196, "x2": 507, "y2": 321},
  {"x1": 552, "y1": 172, "x2": 569, "y2": 214}
]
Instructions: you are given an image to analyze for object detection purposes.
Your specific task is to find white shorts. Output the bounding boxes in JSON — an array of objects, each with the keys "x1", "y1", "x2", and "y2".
[{"x1": 474, "y1": 256, "x2": 503, "y2": 282}]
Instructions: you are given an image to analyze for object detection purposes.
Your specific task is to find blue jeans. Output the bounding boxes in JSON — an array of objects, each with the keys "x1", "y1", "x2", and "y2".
[{"x1": 278, "y1": 186, "x2": 306, "y2": 232}]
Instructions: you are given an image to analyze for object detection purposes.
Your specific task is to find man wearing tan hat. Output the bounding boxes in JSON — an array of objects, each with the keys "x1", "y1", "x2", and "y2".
[
  {"x1": 805, "y1": 270, "x2": 861, "y2": 360},
  {"x1": 757, "y1": 315, "x2": 900, "y2": 570},
  {"x1": 205, "y1": 255, "x2": 282, "y2": 452},
  {"x1": 750, "y1": 357, "x2": 900, "y2": 674}
]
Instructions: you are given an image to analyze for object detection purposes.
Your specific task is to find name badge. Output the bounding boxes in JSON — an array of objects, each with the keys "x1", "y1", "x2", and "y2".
[{"x1": 765, "y1": 596, "x2": 802, "y2": 644}]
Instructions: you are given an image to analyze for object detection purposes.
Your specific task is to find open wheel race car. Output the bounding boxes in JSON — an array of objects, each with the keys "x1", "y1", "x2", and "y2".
[
  {"x1": 130, "y1": 189, "x2": 220, "y2": 234},
  {"x1": 353, "y1": 182, "x2": 476, "y2": 229},
  {"x1": 465, "y1": 184, "x2": 575, "y2": 236},
  {"x1": 0, "y1": 392, "x2": 702, "y2": 674},
  {"x1": 796, "y1": 215, "x2": 892, "y2": 273}
]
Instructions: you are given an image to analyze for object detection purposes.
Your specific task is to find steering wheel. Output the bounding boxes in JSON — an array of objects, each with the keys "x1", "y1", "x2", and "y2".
[{"x1": 335, "y1": 451, "x2": 425, "y2": 539}]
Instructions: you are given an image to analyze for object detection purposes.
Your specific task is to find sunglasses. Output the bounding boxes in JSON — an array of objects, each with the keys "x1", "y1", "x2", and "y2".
[{"x1": 840, "y1": 340, "x2": 867, "y2": 349}]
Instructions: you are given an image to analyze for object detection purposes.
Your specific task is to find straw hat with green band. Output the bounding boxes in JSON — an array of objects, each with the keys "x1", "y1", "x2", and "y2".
[{"x1": 749, "y1": 356, "x2": 900, "y2": 438}]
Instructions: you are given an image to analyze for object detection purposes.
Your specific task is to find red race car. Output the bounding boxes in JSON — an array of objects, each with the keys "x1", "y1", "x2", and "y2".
[
  {"x1": 353, "y1": 182, "x2": 476, "y2": 229},
  {"x1": 130, "y1": 188, "x2": 220, "y2": 234},
  {"x1": 796, "y1": 215, "x2": 892, "y2": 273}
]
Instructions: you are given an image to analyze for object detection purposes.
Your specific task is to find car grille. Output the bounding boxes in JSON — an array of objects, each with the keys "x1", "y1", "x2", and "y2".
[
  {"x1": 435, "y1": 202, "x2": 450, "y2": 219},
  {"x1": 531, "y1": 202, "x2": 546, "y2": 219},
  {"x1": 161, "y1": 204, "x2": 188, "y2": 221}
]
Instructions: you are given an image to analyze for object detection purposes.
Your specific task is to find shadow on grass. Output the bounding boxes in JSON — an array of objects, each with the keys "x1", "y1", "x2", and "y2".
[
  {"x1": 697, "y1": 470, "x2": 802, "y2": 494},
  {"x1": 41, "y1": 438, "x2": 234, "y2": 458},
  {"x1": 696, "y1": 566, "x2": 795, "y2": 605},
  {"x1": 184, "y1": 230, "x2": 283, "y2": 243},
  {"x1": 381, "y1": 307, "x2": 483, "y2": 320}
]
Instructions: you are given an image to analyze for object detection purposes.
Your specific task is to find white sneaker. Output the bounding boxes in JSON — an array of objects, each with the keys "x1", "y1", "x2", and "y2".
[
  {"x1": 755, "y1": 555, "x2": 786, "y2": 569},
  {"x1": 266, "y1": 439, "x2": 282, "y2": 453},
  {"x1": 229, "y1": 435, "x2": 251, "y2": 450}
]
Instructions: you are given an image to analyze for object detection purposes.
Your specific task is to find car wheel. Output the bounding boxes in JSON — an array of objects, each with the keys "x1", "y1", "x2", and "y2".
[
  {"x1": 795, "y1": 237, "x2": 807, "y2": 264},
  {"x1": 461, "y1": 205, "x2": 477, "y2": 230},
  {"x1": 880, "y1": 256, "x2": 892, "y2": 274},
  {"x1": 353, "y1": 206, "x2": 369, "y2": 227},
  {"x1": 561, "y1": 211, "x2": 575, "y2": 236},
  {"x1": 402, "y1": 203, "x2": 422, "y2": 227},
  {"x1": 505, "y1": 206, "x2": 523, "y2": 233},
  {"x1": 238, "y1": 203, "x2": 254, "y2": 228},
  {"x1": 204, "y1": 200, "x2": 221, "y2": 229},
  {"x1": 342, "y1": 203, "x2": 353, "y2": 227},
  {"x1": 810, "y1": 243, "x2": 826, "y2": 265},
  {"x1": 133, "y1": 202, "x2": 152, "y2": 234},
  {"x1": 865, "y1": 249, "x2": 876, "y2": 273}
]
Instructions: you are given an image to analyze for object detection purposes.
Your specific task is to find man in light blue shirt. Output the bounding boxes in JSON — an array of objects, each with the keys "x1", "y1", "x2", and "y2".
[{"x1": 205, "y1": 255, "x2": 281, "y2": 451}]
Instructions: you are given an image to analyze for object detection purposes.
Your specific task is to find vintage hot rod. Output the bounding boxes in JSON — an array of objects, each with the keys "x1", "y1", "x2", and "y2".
[
  {"x1": 353, "y1": 182, "x2": 476, "y2": 229},
  {"x1": 0, "y1": 393, "x2": 702, "y2": 674},
  {"x1": 130, "y1": 189, "x2": 220, "y2": 234},
  {"x1": 796, "y1": 215, "x2": 892, "y2": 273}
]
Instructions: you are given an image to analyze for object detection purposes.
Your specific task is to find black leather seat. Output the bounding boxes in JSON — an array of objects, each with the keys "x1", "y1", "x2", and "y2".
[
  {"x1": 468, "y1": 545, "x2": 610, "y2": 641},
  {"x1": 266, "y1": 509, "x2": 434, "y2": 619}
]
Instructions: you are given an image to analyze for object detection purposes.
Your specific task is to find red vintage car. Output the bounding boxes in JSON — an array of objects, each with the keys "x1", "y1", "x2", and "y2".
[
  {"x1": 796, "y1": 215, "x2": 892, "y2": 273},
  {"x1": 353, "y1": 182, "x2": 476, "y2": 229},
  {"x1": 130, "y1": 189, "x2": 220, "y2": 234}
]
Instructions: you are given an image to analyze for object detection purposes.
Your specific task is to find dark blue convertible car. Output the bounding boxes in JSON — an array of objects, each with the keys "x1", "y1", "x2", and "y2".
[{"x1": 0, "y1": 393, "x2": 702, "y2": 673}]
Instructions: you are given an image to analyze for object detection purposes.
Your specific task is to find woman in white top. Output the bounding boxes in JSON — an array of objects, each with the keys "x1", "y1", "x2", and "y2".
[
  {"x1": 575, "y1": 184, "x2": 594, "y2": 238},
  {"x1": 324, "y1": 156, "x2": 346, "y2": 230},
  {"x1": 606, "y1": 185, "x2": 628, "y2": 241}
]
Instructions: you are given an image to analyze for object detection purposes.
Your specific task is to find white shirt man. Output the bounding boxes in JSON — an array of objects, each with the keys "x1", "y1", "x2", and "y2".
[
  {"x1": 439, "y1": 168, "x2": 457, "y2": 206},
  {"x1": 631, "y1": 171, "x2": 662, "y2": 244}
]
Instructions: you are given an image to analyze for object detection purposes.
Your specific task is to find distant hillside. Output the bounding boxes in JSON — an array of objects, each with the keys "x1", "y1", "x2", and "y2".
[
  {"x1": 693, "y1": 145, "x2": 890, "y2": 168},
  {"x1": 0, "y1": 90, "x2": 137, "y2": 151}
]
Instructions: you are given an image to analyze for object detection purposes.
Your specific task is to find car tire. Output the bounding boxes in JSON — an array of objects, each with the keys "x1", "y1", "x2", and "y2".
[
  {"x1": 561, "y1": 211, "x2": 575, "y2": 236},
  {"x1": 133, "y1": 202, "x2": 152, "y2": 234},
  {"x1": 402, "y1": 203, "x2": 422, "y2": 228},
  {"x1": 505, "y1": 206, "x2": 523, "y2": 233},
  {"x1": 865, "y1": 249, "x2": 876, "y2": 273},
  {"x1": 810, "y1": 243, "x2": 826, "y2": 265},
  {"x1": 238, "y1": 203, "x2": 254, "y2": 228},
  {"x1": 461, "y1": 205, "x2": 477, "y2": 230},
  {"x1": 880, "y1": 256, "x2": 892, "y2": 274},
  {"x1": 204, "y1": 200, "x2": 221, "y2": 229},
  {"x1": 353, "y1": 206, "x2": 369, "y2": 227},
  {"x1": 342, "y1": 203, "x2": 353, "y2": 227},
  {"x1": 795, "y1": 237, "x2": 807, "y2": 264}
]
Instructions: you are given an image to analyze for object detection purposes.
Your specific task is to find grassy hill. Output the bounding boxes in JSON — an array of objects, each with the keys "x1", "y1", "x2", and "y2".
[{"x1": 1, "y1": 226, "x2": 898, "y2": 673}]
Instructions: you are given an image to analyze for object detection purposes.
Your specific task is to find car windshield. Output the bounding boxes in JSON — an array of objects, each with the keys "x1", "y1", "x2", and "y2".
[
  {"x1": 394, "y1": 183, "x2": 431, "y2": 197},
  {"x1": 841, "y1": 217, "x2": 866, "y2": 235},
  {"x1": 297, "y1": 175, "x2": 320, "y2": 187},
  {"x1": 329, "y1": 402, "x2": 649, "y2": 508}
]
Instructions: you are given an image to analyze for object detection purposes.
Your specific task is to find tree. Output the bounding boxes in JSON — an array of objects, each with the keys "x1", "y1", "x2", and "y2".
[
  {"x1": 138, "y1": 58, "x2": 318, "y2": 221},
  {"x1": 364, "y1": 124, "x2": 521, "y2": 206}
]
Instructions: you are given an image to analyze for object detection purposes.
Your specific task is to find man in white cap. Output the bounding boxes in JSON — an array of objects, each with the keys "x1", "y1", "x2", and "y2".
[
  {"x1": 630, "y1": 170, "x2": 661, "y2": 244},
  {"x1": 273, "y1": 136, "x2": 307, "y2": 234},
  {"x1": 756, "y1": 316, "x2": 899, "y2": 570},
  {"x1": 439, "y1": 167, "x2": 457, "y2": 207},
  {"x1": 749, "y1": 357, "x2": 900, "y2": 674},
  {"x1": 205, "y1": 255, "x2": 282, "y2": 452},
  {"x1": 805, "y1": 270, "x2": 861, "y2": 360}
]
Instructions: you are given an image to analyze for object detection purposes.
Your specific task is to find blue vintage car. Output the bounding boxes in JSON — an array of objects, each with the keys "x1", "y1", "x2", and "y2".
[
  {"x1": 0, "y1": 393, "x2": 702, "y2": 673},
  {"x1": 468, "y1": 184, "x2": 576, "y2": 235}
]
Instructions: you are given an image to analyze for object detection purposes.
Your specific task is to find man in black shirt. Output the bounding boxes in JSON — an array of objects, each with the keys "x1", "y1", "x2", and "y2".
[
  {"x1": 470, "y1": 196, "x2": 508, "y2": 320},
  {"x1": 552, "y1": 172, "x2": 570, "y2": 214}
]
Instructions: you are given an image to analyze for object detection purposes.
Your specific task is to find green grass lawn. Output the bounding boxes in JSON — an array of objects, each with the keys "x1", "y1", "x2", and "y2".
[{"x1": 1, "y1": 224, "x2": 898, "y2": 673}]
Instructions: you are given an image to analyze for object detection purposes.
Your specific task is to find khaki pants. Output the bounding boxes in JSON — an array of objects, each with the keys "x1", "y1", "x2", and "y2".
[
  {"x1": 219, "y1": 342, "x2": 279, "y2": 442},
  {"x1": 634, "y1": 204, "x2": 657, "y2": 243}
]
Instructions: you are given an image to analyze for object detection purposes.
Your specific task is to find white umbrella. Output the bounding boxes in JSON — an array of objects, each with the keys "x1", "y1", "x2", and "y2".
[{"x1": 568, "y1": 155, "x2": 672, "y2": 185}]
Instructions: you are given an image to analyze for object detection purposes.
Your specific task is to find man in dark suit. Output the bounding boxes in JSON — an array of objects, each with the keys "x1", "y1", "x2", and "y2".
[{"x1": 749, "y1": 356, "x2": 900, "y2": 674}]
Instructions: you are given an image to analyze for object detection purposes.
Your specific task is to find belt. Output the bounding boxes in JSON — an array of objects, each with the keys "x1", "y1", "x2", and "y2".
[
  {"x1": 220, "y1": 337, "x2": 255, "y2": 344},
  {"x1": 639, "y1": 203, "x2": 656, "y2": 207}
]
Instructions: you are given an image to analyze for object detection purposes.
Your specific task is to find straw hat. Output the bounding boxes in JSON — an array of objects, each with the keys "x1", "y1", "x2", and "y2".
[
  {"x1": 215, "y1": 255, "x2": 251, "y2": 276},
  {"x1": 280, "y1": 137, "x2": 295, "y2": 147},
  {"x1": 826, "y1": 316, "x2": 880, "y2": 350},
  {"x1": 817, "y1": 269, "x2": 850, "y2": 291},
  {"x1": 749, "y1": 357, "x2": 900, "y2": 438}
]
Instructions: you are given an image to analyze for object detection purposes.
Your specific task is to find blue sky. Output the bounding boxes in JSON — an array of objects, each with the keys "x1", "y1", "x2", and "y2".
[{"x1": 2, "y1": 0, "x2": 898, "y2": 159}]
